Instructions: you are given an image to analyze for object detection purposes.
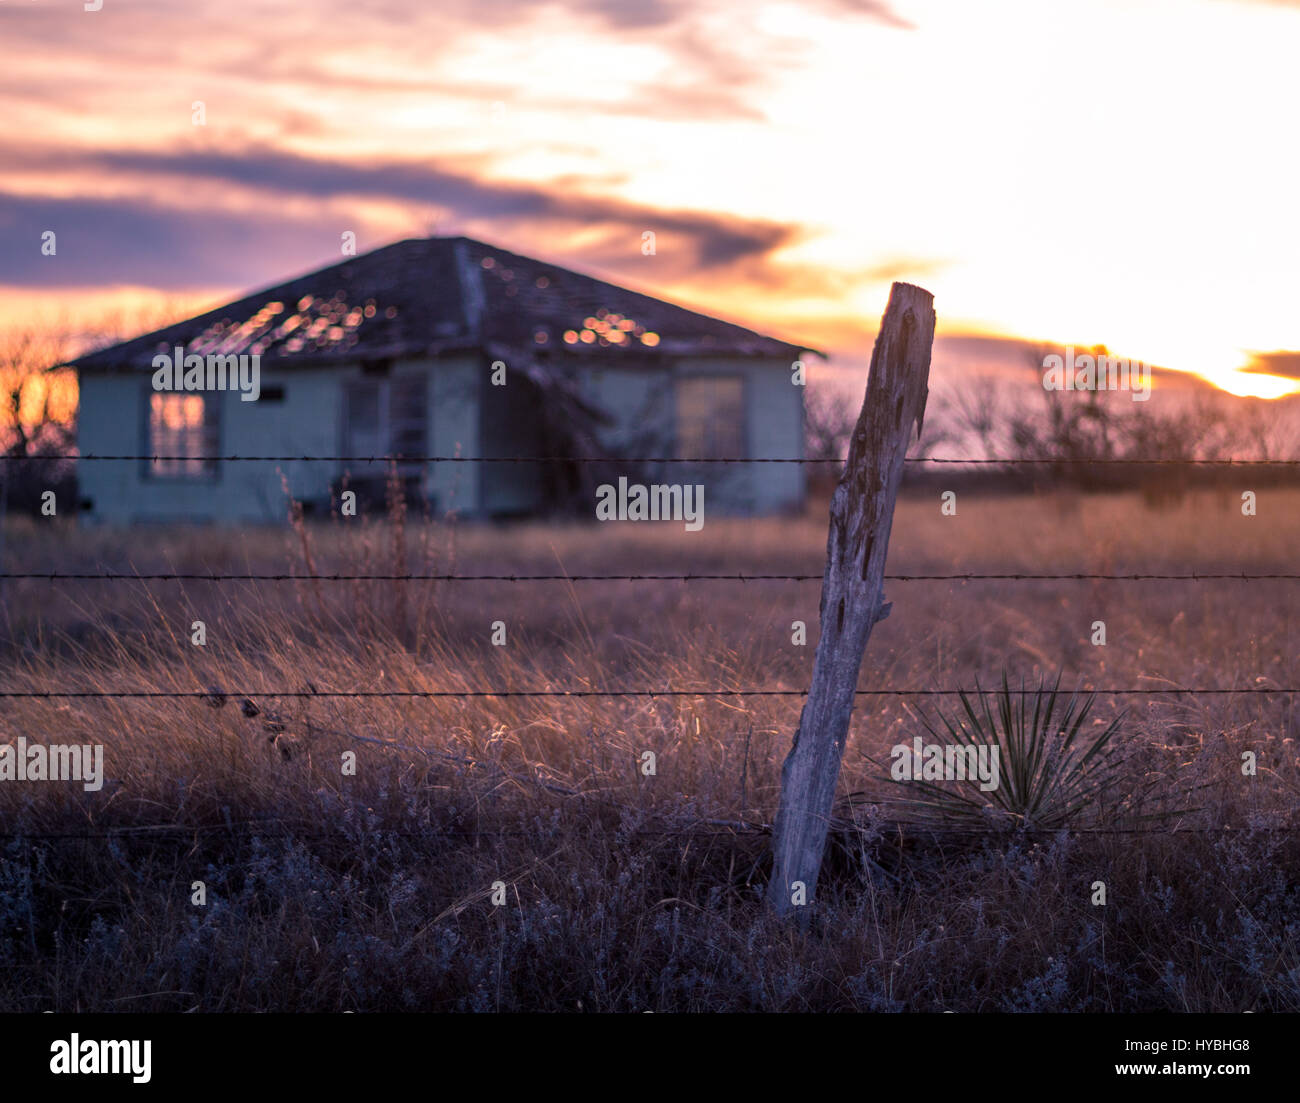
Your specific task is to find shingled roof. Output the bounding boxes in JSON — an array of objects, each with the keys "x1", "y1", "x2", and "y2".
[{"x1": 74, "y1": 235, "x2": 823, "y2": 373}]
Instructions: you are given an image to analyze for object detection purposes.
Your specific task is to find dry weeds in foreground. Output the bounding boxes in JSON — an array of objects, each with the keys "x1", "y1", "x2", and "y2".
[{"x1": 1, "y1": 490, "x2": 1298, "y2": 1010}]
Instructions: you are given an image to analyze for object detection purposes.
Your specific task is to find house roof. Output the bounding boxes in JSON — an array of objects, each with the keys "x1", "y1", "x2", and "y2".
[{"x1": 74, "y1": 235, "x2": 824, "y2": 373}]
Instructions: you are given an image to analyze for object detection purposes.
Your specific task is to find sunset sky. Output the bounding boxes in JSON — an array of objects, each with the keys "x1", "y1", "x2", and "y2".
[{"x1": 2, "y1": 0, "x2": 1298, "y2": 397}]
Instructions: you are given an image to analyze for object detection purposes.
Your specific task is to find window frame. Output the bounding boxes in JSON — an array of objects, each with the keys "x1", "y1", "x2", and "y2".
[
  {"x1": 673, "y1": 373, "x2": 747, "y2": 461},
  {"x1": 341, "y1": 373, "x2": 428, "y2": 475},
  {"x1": 141, "y1": 386, "x2": 222, "y2": 482}
]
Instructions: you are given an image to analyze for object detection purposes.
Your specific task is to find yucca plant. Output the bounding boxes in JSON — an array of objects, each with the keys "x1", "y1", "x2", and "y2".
[{"x1": 863, "y1": 672, "x2": 1156, "y2": 831}]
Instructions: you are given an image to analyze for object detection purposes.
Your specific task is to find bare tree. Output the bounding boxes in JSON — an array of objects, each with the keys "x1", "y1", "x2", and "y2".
[
  {"x1": 924, "y1": 376, "x2": 1009, "y2": 458},
  {"x1": 1, "y1": 328, "x2": 77, "y2": 515},
  {"x1": 803, "y1": 381, "x2": 858, "y2": 463}
]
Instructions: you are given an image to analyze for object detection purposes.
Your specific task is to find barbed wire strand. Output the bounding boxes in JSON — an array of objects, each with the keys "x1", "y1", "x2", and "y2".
[
  {"x1": 3, "y1": 825, "x2": 1296, "y2": 841},
  {"x1": 6, "y1": 453, "x2": 1300, "y2": 465},
  {"x1": 4, "y1": 571, "x2": 1300, "y2": 582},
  {"x1": 0, "y1": 687, "x2": 1294, "y2": 699}
]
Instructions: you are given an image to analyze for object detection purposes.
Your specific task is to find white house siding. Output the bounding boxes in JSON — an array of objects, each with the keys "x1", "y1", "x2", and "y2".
[
  {"x1": 421, "y1": 355, "x2": 481, "y2": 518},
  {"x1": 77, "y1": 355, "x2": 484, "y2": 524},
  {"x1": 575, "y1": 355, "x2": 804, "y2": 516},
  {"x1": 734, "y1": 357, "x2": 805, "y2": 513},
  {"x1": 77, "y1": 370, "x2": 341, "y2": 524},
  {"x1": 580, "y1": 363, "x2": 675, "y2": 454}
]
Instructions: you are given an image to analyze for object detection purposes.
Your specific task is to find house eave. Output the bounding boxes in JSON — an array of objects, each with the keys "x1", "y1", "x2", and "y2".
[{"x1": 74, "y1": 339, "x2": 826, "y2": 377}]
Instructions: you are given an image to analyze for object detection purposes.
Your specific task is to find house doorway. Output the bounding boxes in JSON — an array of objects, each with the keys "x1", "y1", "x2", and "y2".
[{"x1": 341, "y1": 374, "x2": 428, "y2": 509}]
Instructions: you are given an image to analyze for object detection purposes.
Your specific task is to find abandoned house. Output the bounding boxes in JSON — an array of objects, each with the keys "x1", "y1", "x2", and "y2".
[{"x1": 72, "y1": 235, "x2": 821, "y2": 524}]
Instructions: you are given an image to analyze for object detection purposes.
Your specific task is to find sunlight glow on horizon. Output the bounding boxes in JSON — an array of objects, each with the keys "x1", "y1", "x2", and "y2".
[{"x1": 2, "y1": 0, "x2": 1298, "y2": 399}]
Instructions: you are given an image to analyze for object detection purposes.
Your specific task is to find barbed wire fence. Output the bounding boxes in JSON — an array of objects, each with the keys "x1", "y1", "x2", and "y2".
[{"x1": 1, "y1": 446, "x2": 1295, "y2": 847}]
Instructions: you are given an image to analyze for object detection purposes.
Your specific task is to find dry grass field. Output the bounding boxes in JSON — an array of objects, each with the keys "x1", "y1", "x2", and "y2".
[{"x1": 2, "y1": 486, "x2": 1299, "y2": 1011}]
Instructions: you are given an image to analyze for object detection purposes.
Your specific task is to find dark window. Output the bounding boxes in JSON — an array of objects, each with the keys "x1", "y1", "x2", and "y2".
[{"x1": 260, "y1": 385, "x2": 285, "y2": 402}]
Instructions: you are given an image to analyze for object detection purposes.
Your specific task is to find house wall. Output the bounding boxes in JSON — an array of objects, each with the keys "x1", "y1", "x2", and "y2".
[
  {"x1": 728, "y1": 355, "x2": 806, "y2": 513},
  {"x1": 76, "y1": 350, "x2": 804, "y2": 524},
  {"x1": 77, "y1": 355, "x2": 482, "y2": 524},
  {"x1": 575, "y1": 354, "x2": 805, "y2": 516},
  {"x1": 422, "y1": 355, "x2": 482, "y2": 517}
]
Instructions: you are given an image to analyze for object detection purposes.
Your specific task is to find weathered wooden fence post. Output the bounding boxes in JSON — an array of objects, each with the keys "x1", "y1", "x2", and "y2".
[{"x1": 767, "y1": 281, "x2": 935, "y2": 918}]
